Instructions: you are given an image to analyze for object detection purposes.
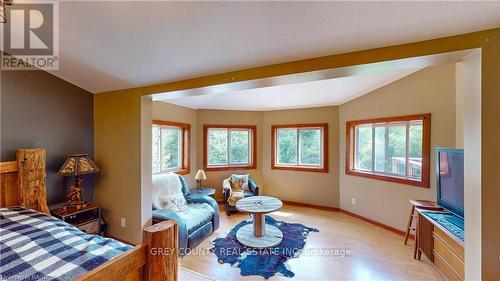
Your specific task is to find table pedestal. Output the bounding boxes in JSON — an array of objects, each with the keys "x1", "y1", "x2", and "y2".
[
  {"x1": 236, "y1": 214, "x2": 283, "y2": 248},
  {"x1": 253, "y1": 213, "x2": 265, "y2": 236}
]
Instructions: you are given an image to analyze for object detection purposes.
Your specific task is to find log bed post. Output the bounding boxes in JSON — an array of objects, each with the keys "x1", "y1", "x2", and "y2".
[
  {"x1": 75, "y1": 220, "x2": 178, "y2": 281},
  {"x1": 16, "y1": 149, "x2": 50, "y2": 214},
  {"x1": 143, "y1": 220, "x2": 178, "y2": 281}
]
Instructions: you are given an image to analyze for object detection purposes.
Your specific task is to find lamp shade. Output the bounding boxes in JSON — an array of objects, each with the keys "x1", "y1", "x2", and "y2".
[
  {"x1": 194, "y1": 169, "x2": 207, "y2": 180},
  {"x1": 57, "y1": 154, "x2": 100, "y2": 176}
]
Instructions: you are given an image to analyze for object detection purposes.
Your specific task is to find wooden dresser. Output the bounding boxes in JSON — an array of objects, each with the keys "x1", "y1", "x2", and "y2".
[{"x1": 416, "y1": 209, "x2": 464, "y2": 281}]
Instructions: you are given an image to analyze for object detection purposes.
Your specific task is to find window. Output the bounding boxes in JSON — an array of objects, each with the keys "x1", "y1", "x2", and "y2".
[
  {"x1": 203, "y1": 125, "x2": 257, "y2": 171},
  {"x1": 152, "y1": 120, "x2": 190, "y2": 174},
  {"x1": 345, "y1": 114, "x2": 430, "y2": 187},
  {"x1": 271, "y1": 124, "x2": 328, "y2": 172}
]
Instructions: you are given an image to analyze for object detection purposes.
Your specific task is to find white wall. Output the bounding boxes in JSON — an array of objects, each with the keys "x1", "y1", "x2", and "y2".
[
  {"x1": 455, "y1": 63, "x2": 464, "y2": 148},
  {"x1": 460, "y1": 50, "x2": 482, "y2": 281},
  {"x1": 338, "y1": 64, "x2": 457, "y2": 231}
]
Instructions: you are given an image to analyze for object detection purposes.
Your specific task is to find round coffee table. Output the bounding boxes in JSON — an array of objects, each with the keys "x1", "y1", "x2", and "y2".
[{"x1": 235, "y1": 196, "x2": 283, "y2": 248}]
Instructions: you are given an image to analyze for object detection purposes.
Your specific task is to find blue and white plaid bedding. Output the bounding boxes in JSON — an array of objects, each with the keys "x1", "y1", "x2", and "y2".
[{"x1": 1, "y1": 206, "x2": 133, "y2": 281}]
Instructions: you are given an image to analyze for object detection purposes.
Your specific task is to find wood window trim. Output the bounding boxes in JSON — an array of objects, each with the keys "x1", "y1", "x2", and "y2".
[
  {"x1": 203, "y1": 124, "x2": 257, "y2": 171},
  {"x1": 153, "y1": 120, "x2": 191, "y2": 175},
  {"x1": 345, "y1": 114, "x2": 431, "y2": 188},
  {"x1": 271, "y1": 123, "x2": 329, "y2": 173}
]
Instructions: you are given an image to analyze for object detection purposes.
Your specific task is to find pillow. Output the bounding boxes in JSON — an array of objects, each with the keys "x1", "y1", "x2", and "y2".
[
  {"x1": 231, "y1": 174, "x2": 249, "y2": 191},
  {"x1": 229, "y1": 179, "x2": 242, "y2": 191},
  {"x1": 152, "y1": 173, "x2": 187, "y2": 210}
]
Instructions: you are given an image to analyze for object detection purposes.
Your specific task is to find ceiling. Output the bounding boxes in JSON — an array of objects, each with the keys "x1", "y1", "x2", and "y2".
[
  {"x1": 155, "y1": 49, "x2": 470, "y2": 111},
  {"x1": 161, "y1": 68, "x2": 421, "y2": 111},
  {"x1": 34, "y1": 1, "x2": 500, "y2": 93}
]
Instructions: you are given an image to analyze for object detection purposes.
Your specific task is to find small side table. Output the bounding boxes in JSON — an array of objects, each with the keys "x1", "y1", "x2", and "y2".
[
  {"x1": 235, "y1": 196, "x2": 284, "y2": 248},
  {"x1": 51, "y1": 204, "x2": 102, "y2": 235},
  {"x1": 404, "y1": 199, "x2": 441, "y2": 259},
  {"x1": 189, "y1": 188, "x2": 216, "y2": 198}
]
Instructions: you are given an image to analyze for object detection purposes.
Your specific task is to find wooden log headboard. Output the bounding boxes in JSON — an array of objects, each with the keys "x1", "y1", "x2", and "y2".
[{"x1": 0, "y1": 148, "x2": 50, "y2": 214}]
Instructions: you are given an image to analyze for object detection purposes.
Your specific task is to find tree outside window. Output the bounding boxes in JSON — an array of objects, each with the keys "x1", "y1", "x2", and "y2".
[
  {"x1": 152, "y1": 121, "x2": 190, "y2": 174},
  {"x1": 272, "y1": 124, "x2": 328, "y2": 173},
  {"x1": 346, "y1": 114, "x2": 430, "y2": 188},
  {"x1": 204, "y1": 125, "x2": 256, "y2": 170}
]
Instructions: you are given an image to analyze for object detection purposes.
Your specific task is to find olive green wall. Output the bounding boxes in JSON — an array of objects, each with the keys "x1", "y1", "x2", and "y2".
[
  {"x1": 195, "y1": 109, "x2": 263, "y2": 202},
  {"x1": 152, "y1": 103, "x2": 340, "y2": 207},
  {"x1": 480, "y1": 33, "x2": 500, "y2": 281},
  {"x1": 96, "y1": 29, "x2": 500, "y2": 279},
  {"x1": 262, "y1": 106, "x2": 339, "y2": 208},
  {"x1": 152, "y1": 101, "x2": 198, "y2": 187},
  {"x1": 339, "y1": 64, "x2": 456, "y2": 231},
  {"x1": 94, "y1": 91, "x2": 144, "y2": 244}
]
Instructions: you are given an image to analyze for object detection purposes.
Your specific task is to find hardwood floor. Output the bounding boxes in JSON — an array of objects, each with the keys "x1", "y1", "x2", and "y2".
[
  {"x1": 179, "y1": 266, "x2": 216, "y2": 281},
  {"x1": 179, "y1": 204, "x2": 443, "y2": 281}
]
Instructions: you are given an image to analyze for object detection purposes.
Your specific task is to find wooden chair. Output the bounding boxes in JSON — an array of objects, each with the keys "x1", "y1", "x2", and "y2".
[{"x1": 404, "y1": 199, "x2": 441, "y2": 259}]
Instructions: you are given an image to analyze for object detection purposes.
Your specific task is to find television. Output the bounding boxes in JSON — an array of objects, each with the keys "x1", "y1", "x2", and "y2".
[{"x1": 436, "y1": 147, "x2": 464, "y2": 218}]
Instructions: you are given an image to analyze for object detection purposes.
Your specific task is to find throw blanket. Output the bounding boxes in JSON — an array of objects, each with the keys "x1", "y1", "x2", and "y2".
[
  {"x1": 0, "y1": 206, "x2": 132, "y2": 281},
  {"x1": 223, "y1": 178, "x2": 245, "y2": 206},
  {"x1": 169, "y1": 203, "x2": 215, "y2": 234}
]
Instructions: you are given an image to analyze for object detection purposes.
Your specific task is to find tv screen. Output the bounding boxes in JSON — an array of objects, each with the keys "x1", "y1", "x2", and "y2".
[{"x1": 436, "y1": 148, "x2": 464, "y2": 218}]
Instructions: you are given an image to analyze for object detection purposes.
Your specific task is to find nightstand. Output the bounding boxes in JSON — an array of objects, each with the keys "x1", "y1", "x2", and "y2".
[
  {"x1": 189, "y1": 188, "x2": 216, "y2": 198},
  {"x1": 51, "y1": 205, "x2": 101, "y2": 235}
]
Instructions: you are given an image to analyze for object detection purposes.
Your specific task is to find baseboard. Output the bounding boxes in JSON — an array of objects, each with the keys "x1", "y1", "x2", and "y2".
[
  {"x1": 282, "y1": 200, "x2": 340, "y2": 212},
  {"x1": 105, "y1": 233, "x2": 137, "y2": 246},
  {"x1": 281, "y1": 201, "x2": 413, "y2": 239},
  {"x1": 340, "y1": 209, "x2": 414, "y2": 239}
]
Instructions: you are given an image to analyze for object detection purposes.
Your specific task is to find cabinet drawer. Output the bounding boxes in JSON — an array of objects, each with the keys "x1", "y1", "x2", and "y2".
[
  {"x1": 78, "y1": 219, "x2": 99, "y2": 234},
  {"x1": 433, "y1": 227, "x2": 464, "y2": 260},
  {"x1": 434, "y1": 251, "x2": 462, "y2": 281},
  {"x1": 433, "y1": 236, "x2": 464, "y2": 280}
]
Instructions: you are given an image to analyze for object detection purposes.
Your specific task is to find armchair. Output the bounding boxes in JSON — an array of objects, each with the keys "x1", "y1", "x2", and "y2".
[
  {"x1": 152, "y1": 174, "x2": 220, "y2": 252},
  {"x1": 222, "y1": 177, "x2": 259, "y2": 216}
]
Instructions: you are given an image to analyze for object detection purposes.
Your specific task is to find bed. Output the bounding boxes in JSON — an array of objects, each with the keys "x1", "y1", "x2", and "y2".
[{"x1": 1, "y1": 152, "x2": 178, "y2": 281}]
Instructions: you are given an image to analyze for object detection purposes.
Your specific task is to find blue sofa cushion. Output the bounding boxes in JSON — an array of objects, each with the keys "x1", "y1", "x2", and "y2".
[
  {"x1": 243, "y1": 191, "x2": 255, "y2": 197},
  {"x1": 248, "y1": 179, "x2": 258, "y2": 194},
  {"x1": 153, "y1": 174, "x2": 220, "y2": 251},
  {"x1": 176, "y1": 203, "x2": 215, "y2": 234},
  {"x1": 178, "y1": 176, "x2": 191, "y2": 197},
  {"x1": 187, "y1": 222, "x2": 213, "y2": 249}
]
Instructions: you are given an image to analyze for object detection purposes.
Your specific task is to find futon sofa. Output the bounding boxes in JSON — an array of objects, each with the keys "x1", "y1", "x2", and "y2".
[
  {"x1": 222, "y1": 177, "x2": 259, "y2": 216},
  {"x1": 152, "y1": 174, "x2": 220, "y2": 251}
]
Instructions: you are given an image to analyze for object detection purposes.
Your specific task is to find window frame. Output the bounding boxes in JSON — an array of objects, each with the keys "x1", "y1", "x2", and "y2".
[
  {"x1": 203, "y1": 124, "x2": 257, "y2": 171},
  {"x1": 271, "y1": 123, "x2": 329, "y2": 173},
  {"x1": 152, "y1": 120, "x2": 191, "y2": 175},
  {"x1": 345, "y1": 114, "x2": 431, "y2": 188}
]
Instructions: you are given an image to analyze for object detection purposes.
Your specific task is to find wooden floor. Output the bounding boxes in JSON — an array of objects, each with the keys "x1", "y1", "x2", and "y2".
[
  {"x1": 179, "y1": 204, "x2": 443, "y2": 281},
  {"x1": 179, "y1": 266, "x2": 216, "y2": 281}
]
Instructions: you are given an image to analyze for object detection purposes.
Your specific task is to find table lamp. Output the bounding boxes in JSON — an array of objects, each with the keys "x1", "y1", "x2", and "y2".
[
  {"x1": 195, "y1": 169, "x2": 207, "y2": 191},
  {"x1": 58, "y1": 154, "x2": 100, "y2": 210}
]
